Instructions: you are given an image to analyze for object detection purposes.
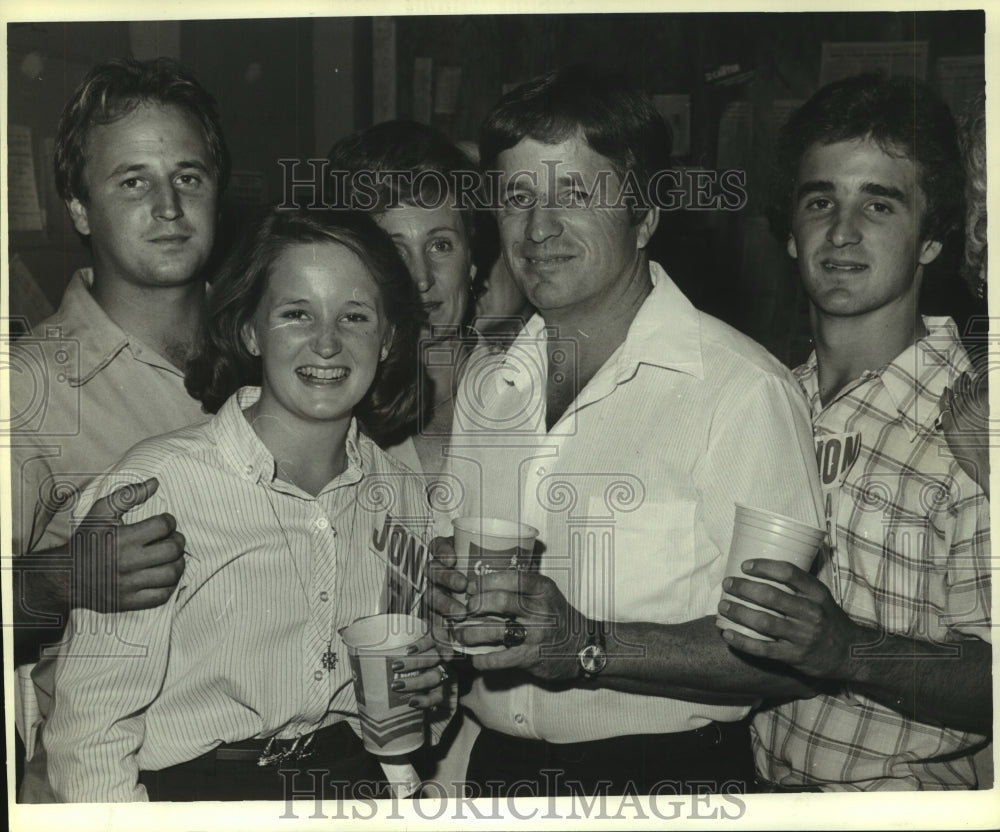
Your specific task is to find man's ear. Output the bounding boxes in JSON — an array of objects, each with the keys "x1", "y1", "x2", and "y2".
[
  {"x1": 636, "y1": 206, "x2": 660, "y2": 250},
  {"x1": 241, "y1": 322, "x2": 260, "y2": 357},
  {"x1": 786, "y1": 233, "x2": 798, "y2": 260},
  {"x1": 918, "y1": 238, "x2": 943, "y2": 266},
  {"x1": 67, "y1": 198, "x2": 91, "y2": 237}
]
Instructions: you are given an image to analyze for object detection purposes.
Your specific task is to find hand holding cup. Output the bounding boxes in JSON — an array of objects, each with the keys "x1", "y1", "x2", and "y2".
[
  {"x1": 450, "y1": 516, "x2": 538, "y2": 654},
  {"x1": 715, "y1": 504, "x2": 825, "y2": 641}
]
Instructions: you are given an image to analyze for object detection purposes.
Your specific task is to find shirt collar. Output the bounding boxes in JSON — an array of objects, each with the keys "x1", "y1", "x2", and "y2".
[
  {"x1": 213, "y1": 386, "x2": 365, "y2": 494},
  {"x1": 50, "y1": 268, "x2": 188, "y2": 385},
  {"x1": 498, "y1": 261, "x2": 704, "y2": 386},
  {"x1": 798, "y1": 316, "x2": 969, "y2": 438},
  {"x1": 880, "y1": 316, "x2": 969, "y2": 436},
  {"x1": 48, "y1": 269, "x2": 129, "y2": 385},
  {"x1": 619, "y1": 262, "x2": 704, "y2": 379}
]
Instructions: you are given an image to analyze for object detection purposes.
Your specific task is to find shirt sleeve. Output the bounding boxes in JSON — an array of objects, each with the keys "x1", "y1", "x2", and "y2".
[
  {"x1": 8, "y1": 336, "x2": 85, "y2": 555},
  {"x1": 695, "y1": 370, "x2": 825, "y2": 600},
  {"x1": 941, "y1": 476, "x2": 991, "y2": 643},
  {"x1": 9, "y1": 437, "x2": 53, "y2": 554},
  {"x1": 44, "y1": 471, "x2": 178, "y2": 803}
]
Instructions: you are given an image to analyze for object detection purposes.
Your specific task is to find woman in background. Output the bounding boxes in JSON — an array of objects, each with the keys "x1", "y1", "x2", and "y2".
[
  {"x1": 329, "y1": 121, "x2": 533, "y2": 477},
  {"x1": 940, "y1": 91, "x2": 989, "y2": 498},
  {"x1": 329, "y1": 121, "x2": 480, "y2": 478}
]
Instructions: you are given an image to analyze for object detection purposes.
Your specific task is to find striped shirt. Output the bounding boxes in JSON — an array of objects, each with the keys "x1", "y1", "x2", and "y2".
[
  {"x1": 752, "y1": 317, "x2": 991, "y2": 791},
  {"x1": 449, "y1": 263, "x2": 824, "y2": 741},
  {"x1": 44, "y1": 387, "x2": 441, "y2": 802}
]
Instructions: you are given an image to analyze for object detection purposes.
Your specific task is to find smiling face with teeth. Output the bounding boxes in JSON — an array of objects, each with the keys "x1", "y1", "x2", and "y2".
[
  {"x1": 788, "y1": 137, "x2": 943, "y2": 322},
  {"x1": 242, "y1": 241, "x2": 391, "y2": 431}
]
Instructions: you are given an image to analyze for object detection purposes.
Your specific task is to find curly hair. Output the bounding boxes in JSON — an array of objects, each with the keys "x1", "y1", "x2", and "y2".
[
  {"x1": 185, "y1": 208, "x2": 424, "y2": 442},
  {"x1": 958, "y1": 91, "x2": 987, "y2": 295},
  {"x1": 55, "y1": 57, "x2": 230, "y2": 203},
  {"x1": 767, "y1": 72, "x2": 963, "y2": 247}
]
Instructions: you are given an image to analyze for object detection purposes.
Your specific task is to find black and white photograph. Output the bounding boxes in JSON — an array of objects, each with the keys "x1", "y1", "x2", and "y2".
[{"x1": 3, "y1": 1, "x2": 996, "y2": 828}]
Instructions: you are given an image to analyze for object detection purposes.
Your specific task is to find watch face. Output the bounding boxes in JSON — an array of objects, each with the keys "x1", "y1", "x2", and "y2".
[{"x1": 580, "y1": 643, "x2": 608, "y2": 675}]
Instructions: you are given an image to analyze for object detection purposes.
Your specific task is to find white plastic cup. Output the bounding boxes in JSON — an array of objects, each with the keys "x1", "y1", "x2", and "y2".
[
  {"x1": 449, "y1": 516, "x2": 539, "y2": 654},
  {"x1": 339, "y1": 613, "x2": 428, "y2": 756},
  {"x1": 716, "y1": 504, "x2": 826, "y2": 641}
]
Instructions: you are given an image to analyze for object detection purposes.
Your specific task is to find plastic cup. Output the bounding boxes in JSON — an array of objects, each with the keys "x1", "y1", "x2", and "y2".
[
  {"x1": 450, "y1": 516, "x2": 539, "y2": 654},
  {"x1": 339, "y1": 613, "x2": 428, "y2": 756},
  {"x1": 715, "y1": 504, "x2": 826, "y2": 641},
  {"x1": 452, "y1": 516, "x2": 539, "y2": 583}
]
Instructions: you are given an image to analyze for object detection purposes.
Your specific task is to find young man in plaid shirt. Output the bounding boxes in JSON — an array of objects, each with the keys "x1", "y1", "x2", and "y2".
[{"x1": 719, "y1": 73, "x2": 991, "y2": 790}]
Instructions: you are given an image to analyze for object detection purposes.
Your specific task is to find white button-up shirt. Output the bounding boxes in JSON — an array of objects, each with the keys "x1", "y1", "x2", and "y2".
[
  {"x1": 448, "y1": 263, "x2": 824, "y2": 741},
  {"x1": 44, "y1": 388, "x2": 441, "y2": 802}
]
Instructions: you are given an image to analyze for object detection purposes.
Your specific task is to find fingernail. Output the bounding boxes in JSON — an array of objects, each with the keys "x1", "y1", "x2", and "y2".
[
  {"x1": 391, "y1": 660, "x2": 404, "y2": 671},
  {"x1": 408, "y1": 699, "x2": 421, "y2": 708},
  {"x1": 742, "y1": 560, "x2": 755, "y2": 571},
  {"x1": 721, "y1": 629, "x2": 734, "y2": 641},
  {"x1": 406, "y1": 644, "x2": 419, "y2": 655},
  {"x1": 391, "y1": 681, "x2": 405, "y2": 691},
  {"x1": 722, "y1": 577, "x2": 732, "y2": 590},
  {"x1": 719, "y1": 600, "x2": 730, "y2": 613}
]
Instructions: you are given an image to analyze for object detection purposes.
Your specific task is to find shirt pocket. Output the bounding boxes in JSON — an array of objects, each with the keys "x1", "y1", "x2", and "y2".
[{"x1": 573, "y1": 497, "x2": 698, "y2": 623}]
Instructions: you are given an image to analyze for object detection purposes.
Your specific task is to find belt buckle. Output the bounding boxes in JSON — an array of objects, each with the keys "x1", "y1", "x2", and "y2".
[{"x1": 257, "y1": 733, "x2": 316, "y2": 767}]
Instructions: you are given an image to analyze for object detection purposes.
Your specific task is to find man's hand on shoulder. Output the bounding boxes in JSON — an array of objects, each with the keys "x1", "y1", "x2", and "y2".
[{"x1": 72, "y1": 477, "x2": 186, "y2": 613}]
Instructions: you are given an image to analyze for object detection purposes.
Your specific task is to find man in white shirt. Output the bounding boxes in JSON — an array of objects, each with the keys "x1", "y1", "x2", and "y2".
[{"x1": 430, "y1": 65, "x2": 825, "y2": 796}]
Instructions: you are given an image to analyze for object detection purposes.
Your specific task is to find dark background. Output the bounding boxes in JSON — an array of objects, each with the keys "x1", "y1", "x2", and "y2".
[{"x1": 6, "y1": 11, "x2": 986, "y2": 365}]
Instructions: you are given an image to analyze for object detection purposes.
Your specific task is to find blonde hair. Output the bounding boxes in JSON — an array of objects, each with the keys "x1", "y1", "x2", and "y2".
[{"x1": 958, "y1": 91, "x2": 987, "y2": 296}]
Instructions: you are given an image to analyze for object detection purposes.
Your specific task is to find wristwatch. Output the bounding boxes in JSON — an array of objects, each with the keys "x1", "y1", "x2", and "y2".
[{"x1": 578, "y1": 618, "x2": 608, "y2": 680}]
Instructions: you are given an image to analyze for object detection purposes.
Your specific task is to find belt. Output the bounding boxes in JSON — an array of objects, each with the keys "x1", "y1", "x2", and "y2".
[
  {"x1": 482, "y1": 719, "x2": 748, "y2": 760},
  {"x1": 211, "y1": 720, "x2": 359, "y2": 767}
]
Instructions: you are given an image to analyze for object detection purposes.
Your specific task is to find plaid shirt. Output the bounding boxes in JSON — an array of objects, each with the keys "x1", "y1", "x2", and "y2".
[{"x1": 752, "y1": 317, "x2": 991, "y2": 791}]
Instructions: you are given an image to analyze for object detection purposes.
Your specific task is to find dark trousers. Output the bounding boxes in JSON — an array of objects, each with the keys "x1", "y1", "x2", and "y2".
[
  {"x1": 138, "y1": 721, "x2": 388, "y2": 802},
  {"x1": 465, "y1": 720, "x2": 757, "y2": 797}
]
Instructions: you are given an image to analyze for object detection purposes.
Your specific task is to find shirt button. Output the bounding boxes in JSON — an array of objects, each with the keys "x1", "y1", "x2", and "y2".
[
  {"x1": 314, "y1": 670, "x2": 324, "y2": 681},
  {"x1": 514, "y1": 713, "x2": 525, "y2": 724},
  {"x1": 316, "y1": 518, "x2": 329, "y2": 529},
  {"x1": 536, "y1": 467, "x2": 546, "y2": 476},
  {"x1": 319, "y1": 591, "x2": 329, "y2": 602},
  {"x1": 244, "y1": 464, "x2": 254, "y2": 476}
]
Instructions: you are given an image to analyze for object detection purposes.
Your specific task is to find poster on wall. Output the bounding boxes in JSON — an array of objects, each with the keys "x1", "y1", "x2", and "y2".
[{"x1": 7, "y1": 124, "x2": 44, "y2": 232}]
